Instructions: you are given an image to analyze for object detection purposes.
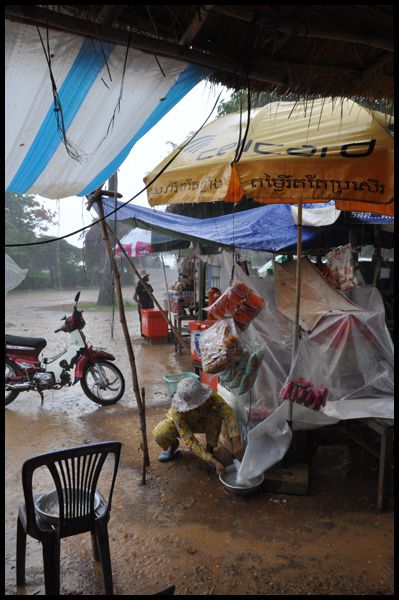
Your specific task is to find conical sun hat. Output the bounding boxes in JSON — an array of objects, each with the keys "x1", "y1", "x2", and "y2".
[{"x1": 172, "y1": 378, "x2": 213, "y2": 413}]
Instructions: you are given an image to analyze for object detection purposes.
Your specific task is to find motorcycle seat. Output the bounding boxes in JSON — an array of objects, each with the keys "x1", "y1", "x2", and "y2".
[{"x1": 5, "y1": 334, "x2": 47, "y2": 349}]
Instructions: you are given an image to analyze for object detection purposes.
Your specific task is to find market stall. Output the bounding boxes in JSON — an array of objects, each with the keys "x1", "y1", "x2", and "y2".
[
  {"x1": 97, "y1": 191, "x2": 394, "y2": 487},
  {"x1": 196, "y1": 250, "x2": 394, "y2": 481}
]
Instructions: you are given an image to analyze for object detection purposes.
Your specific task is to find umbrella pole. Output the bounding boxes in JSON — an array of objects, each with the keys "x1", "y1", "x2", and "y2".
[{"x1": 288, "y1": 198, "x2": 303, "y2": 430}]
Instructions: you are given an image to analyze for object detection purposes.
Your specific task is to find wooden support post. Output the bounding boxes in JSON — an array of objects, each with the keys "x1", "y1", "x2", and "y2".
[
  {"x1": 95, "y1": 197, "x2": 150, "y2": 479},
  {"x1": 141, "y1": 387, "x2": 147, "y2": 485}
]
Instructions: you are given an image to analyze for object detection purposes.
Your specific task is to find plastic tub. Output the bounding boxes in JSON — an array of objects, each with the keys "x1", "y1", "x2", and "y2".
[
  {"x1": 163, "y1": 371, "x2": 199, "y2": 400},
  {"x1": 141, "y1": 309, "x2": 168, "y2": 339}
]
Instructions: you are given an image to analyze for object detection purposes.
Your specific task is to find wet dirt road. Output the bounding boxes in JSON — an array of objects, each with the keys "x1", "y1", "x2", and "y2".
[{"x1": 5, "y1": 289, "x2": 394, "y2": 595}]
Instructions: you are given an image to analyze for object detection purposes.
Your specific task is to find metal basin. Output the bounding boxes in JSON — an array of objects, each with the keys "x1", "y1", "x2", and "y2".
[
  {"x1": 35, "y1": 488, "x2": 100, "y2": 524},
  {"x1": 219, "y1": 464, "x2": 264, "y2": 497}
]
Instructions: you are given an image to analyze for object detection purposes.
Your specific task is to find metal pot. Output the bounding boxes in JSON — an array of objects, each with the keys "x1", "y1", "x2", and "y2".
[
  {"x1": 219, "y1": 464, "x2": 264, "y2": 497},
  {"x1": 35, "y1": 488, "x2": 101, "y2": 524}
]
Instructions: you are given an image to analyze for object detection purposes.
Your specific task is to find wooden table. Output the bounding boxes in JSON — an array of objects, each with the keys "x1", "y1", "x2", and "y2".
[
  {"x1": 172, "y1": 313, "x2": 198, "y2": 355},
  {"x1": 341, "y1": 417, "x2": 394, "y2": 512}
]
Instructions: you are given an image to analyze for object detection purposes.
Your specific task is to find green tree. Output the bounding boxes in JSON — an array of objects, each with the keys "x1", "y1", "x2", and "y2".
[
  {"x1": 5, "y1": 192, "x2": 57, "y2": 264},
  {"x1": 217, "y1": 91, "x2": 394, "y2": 118},
  {"x1": 217, "y1": 90, "x2": 298, "y2": 117},
  {"x1": 82, "y1": 218, "x2": 132, "y2": 288},
  {"x1": 5, "y1": 192, "x2": 86, "y2": 290}
]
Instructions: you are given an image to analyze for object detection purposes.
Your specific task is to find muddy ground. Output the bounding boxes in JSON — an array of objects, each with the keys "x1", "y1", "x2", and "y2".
[{"x1": 5, "y1": 288, "x2": 394, "y2": 595}]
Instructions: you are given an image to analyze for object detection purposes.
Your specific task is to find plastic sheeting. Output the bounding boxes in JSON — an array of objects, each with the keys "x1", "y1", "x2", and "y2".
[
  {"x1": 5, "y1": 254, "x2": 28, "y2": 294},
  {"x1": 291, "y1": 202, "x2": 341, "y2": 226},
  {"x1": 5, "y1": 20, "x2": 210, "y2": 199},
  {"x1": 274, "y1": 258, "x2": 360, "y2": 331},
  {"x1": 216, "y1": 251, "x2": 394, "y2": 481}
]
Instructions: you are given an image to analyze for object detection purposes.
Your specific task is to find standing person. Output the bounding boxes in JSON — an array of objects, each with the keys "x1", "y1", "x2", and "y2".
[
  {"x1": 133, "y1": 269, "x2": 154, "y2": 337},
  {"x1": 153, "y1": 377, "x2": 244, "y2": 476}
]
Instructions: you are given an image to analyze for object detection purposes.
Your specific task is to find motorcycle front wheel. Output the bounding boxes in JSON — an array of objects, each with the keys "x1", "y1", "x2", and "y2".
[
  {"x1": 81, "y1": 360, "x2": 125, "y2": 406},
  {"x1": 5, "y1": 359, "x2": 20, "y2": 406}
]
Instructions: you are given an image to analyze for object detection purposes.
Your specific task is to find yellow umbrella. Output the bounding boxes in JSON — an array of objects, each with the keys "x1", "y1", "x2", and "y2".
[
  {"x1": 145, "y1": 98, "x2": 393, "y2": 216},
  {"x1": 146, "y1": 98, "x2": 394, "y2": 430}
]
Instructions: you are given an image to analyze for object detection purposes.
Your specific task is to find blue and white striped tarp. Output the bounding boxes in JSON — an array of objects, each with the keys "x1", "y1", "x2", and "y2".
[{"x1": 5, "y1": 20, "x2": 211, "y2": 199}]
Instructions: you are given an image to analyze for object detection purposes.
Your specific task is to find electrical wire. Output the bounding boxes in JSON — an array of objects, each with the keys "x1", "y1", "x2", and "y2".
[
  {"x1": 5, "y1": 90, "x2": 223, "y2": 248},
  {"x1": 235, "y1": 78, "x2": 251, "y2": 164},
  {"x1": 37, "y1": 27, "x2": 85, "y2": 162}
]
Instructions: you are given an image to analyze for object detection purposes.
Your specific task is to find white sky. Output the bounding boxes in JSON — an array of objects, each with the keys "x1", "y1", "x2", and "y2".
[{"x1": 38, "y1": 81, "x2": 231, "y2": 247}]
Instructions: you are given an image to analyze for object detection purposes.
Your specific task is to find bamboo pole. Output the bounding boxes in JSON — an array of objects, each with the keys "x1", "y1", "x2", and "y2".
[
  {"x1": 95, "y1": 196, "x2": 150, "y2": 476},
  {"x1": 141, "y1": 387, "x2": 147, "y2": 485}
]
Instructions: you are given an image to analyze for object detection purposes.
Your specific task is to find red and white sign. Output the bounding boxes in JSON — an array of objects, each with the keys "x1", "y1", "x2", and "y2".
[{"x1": 115, "y1": 228, "x2": 153, "y2": 257}]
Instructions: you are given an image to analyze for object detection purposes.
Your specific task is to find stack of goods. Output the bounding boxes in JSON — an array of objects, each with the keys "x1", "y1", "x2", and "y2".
[
  {"x1": 199, "y1": 319, "x2": 243, "y2": 374},
  {"x1": 280, "y1": 377, "x2": 328, "y2": 411},
  {"x1": 207, "y1": 281, "x2": 265, "y2": 329},
  {"x1": 176, "y1": 257, "x2": 195, "y2": 291},
  {"x1": 325, "y1": 244, "x2": 357, "y2": 291},
  {"x1": 164, "y1": 290, "x2": 195, "y2": 313}
]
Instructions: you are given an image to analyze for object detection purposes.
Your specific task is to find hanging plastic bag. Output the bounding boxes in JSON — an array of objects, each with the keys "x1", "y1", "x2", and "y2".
[
  {"x1": 325, "y1": 244, "x2": 357, "y2": 291},
  {"x1": 219, "y1": 344, "x2": 264, "y2": 395},
  {"x1": 220, "y1": 351, "x2": 249, "y2": 387},
  {"x1": 237, "y1": 348, "x2": 265, "y2": 394},
  {"x1": 199, "y1": 318, "x2": 243, "y2": 374},
  {"x1": 229, "y1": 351, "x2": 251, "y2": 389},
  {"x1": 205, "y1": 281, "x2": 265, "y2": 329}
]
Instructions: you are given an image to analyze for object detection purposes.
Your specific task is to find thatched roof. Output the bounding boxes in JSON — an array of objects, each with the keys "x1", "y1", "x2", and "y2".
[{"x1": 6, "y1": 5, "x2": 394, "y2": 105}]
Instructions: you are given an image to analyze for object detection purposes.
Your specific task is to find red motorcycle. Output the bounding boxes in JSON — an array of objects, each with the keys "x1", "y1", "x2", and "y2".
[{"x1": 5, "y1": 292, "x2": 125, "y2": 406}]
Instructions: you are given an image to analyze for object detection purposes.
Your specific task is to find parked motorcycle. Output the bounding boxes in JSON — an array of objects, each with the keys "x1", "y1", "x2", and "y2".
[{"x1": 5, "y1": 292, "x2": 125, "y2": 406}]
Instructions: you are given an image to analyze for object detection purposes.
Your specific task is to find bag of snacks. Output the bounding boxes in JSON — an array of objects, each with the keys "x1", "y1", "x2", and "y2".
[
  {"x1": 229, "y1": 351, "x2": 250, "y2": 389},
  {"x1": 199, "y1": 318, "x2": 243, "y2": 374},
  {"x1": 219, "y1": 345, "x2": 264, "y2": 395},
  {"x1": 205, "y1": 281, "x2": 265, "y2": 329},
  {"x1": 280, "y1": 377, "x2": 328, "y2": 411},
  {"x1": 237, "y1": 348, "x2": 264, "y2": 394}
]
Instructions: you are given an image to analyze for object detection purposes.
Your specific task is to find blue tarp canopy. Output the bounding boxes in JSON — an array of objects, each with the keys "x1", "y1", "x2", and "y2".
[
  {"x1": 98, "y1": 198, "x2": 394, "y2": 253},
  {"x1": 99, "y1": 197, "x2": 316, "y2": 252},
  {"x1": 346, "y1": 212, "x2": 394, "y2": 224}
]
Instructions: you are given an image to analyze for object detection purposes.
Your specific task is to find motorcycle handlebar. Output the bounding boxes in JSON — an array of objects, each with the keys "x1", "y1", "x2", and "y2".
[{"x1": 54, "y1": 328, "x2": 62, "y2": 333}]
